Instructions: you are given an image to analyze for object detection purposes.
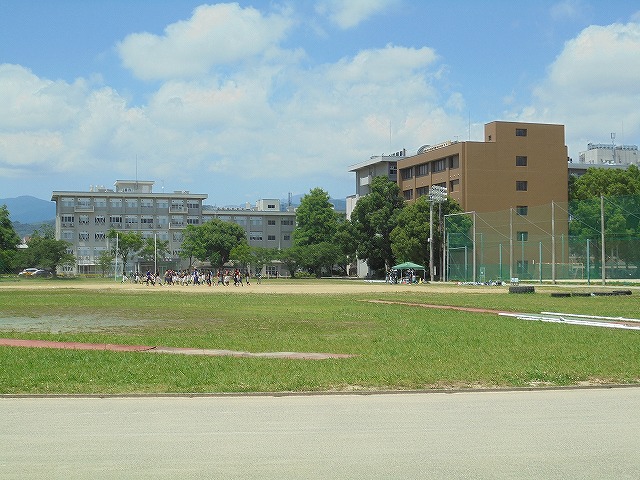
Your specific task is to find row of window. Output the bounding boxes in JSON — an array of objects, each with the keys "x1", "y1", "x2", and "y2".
[
  {"x1": 404, "y1": 180, "x2": 529, "y2": 201},
  {"x1": 60, "y1": 198, "x2": 202, "y2": 209},
  {"x1": 66, "y1": 229, "x2": 292, "y2": 243},
  {"x1": 401, "y1": 155, "x2": 460, "y2": 180}
]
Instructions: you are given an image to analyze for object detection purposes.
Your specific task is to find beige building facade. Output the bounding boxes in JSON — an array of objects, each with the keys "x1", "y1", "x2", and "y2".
[
  {"x1": 396, "y1": 121, "x2": 569, "y2": 281},
  {"x1": 51, "y1": 181, "x2": 295, "y2": 276}
]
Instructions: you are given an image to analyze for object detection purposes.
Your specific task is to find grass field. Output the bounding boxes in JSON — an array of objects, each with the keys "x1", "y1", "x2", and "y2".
[{"x1": 1, "y1": 277, "x2": 639, "y2": 394}]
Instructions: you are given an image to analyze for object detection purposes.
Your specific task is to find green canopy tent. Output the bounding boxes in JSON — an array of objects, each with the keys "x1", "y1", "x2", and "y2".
[{"x1": 391, "y1": 262, "x2": 426, "y2": 283}]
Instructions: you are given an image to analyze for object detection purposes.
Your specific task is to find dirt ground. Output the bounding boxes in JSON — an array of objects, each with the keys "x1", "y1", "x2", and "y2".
[{"x1": 0, "y1": 279, "x2": 510, "y2": 295}]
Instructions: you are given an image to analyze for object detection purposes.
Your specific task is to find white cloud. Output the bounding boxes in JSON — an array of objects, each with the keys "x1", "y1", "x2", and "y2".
[
  {"x1": 315, "y1": 0, "x2": 399, "y2": 29},
  {"x1": 515, "y1": 22, "x2": 640, "y2": 158},
  {"x1": 116, "y1": 3, "x2": 293, "y2": 80}
]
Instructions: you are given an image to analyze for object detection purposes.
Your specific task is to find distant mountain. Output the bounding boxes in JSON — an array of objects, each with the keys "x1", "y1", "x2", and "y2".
[{"x1": 0, "y1": 195, "x2": 55, "y2": 223}]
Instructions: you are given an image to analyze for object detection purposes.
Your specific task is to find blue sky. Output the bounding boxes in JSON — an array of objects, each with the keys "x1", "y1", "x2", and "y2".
[{"x1": 1, "y1": 0, "x2": 639, "y2": 205}]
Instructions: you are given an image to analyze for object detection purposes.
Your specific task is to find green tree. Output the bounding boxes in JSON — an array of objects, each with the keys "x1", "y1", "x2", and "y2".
[
  {"x1": 18, "y1": 226, "x2": 74, "y2": 275},
  {"x1": 293, "y1": 188, "x2": 342, "y2": 276},
  {"x1": 569, "y1": 165, "x2": 640, "y2": 274},
  {"x1": 97, "y1": 251, "x2": 115, "y2": 277},
  {"x1": 139, "y1": 236, "x2": 170, "y2": 265},
  {"x1": 107, "y1": 229, "x2": 143, "y2": 273},
  {"x1": 391, "y1": 197, "x2": 467, "y2": 275},
  {"x1": 182, "y1": 219, "x2": 247, "y2": 267},
  {"x1": 294, "y1": 188, "x2": 339, "y2": 247},
  {"x1": 0, "y1": 205, "x2": 20, "y2": 273},
  {"x1": 249, "y1": 246, "x2": 278, "y2": 275},
  {"x1": 350, "y1": 176, "x2": 405, "y2": 273},
  {"x1": 229, "y1": 242, "x2": 252, "y2": 269}
]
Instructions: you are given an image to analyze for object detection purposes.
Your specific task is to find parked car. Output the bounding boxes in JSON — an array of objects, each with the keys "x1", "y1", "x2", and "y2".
[{"x1": 18, "y1": 268, "x2": 48, "y2": 277}]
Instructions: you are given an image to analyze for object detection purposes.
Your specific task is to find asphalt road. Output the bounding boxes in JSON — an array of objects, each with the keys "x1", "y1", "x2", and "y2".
[{"x1": 2, "y1": 387, "x2": 639, "y2": 479}]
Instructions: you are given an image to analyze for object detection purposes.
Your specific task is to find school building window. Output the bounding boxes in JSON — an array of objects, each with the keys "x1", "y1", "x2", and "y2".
[
  {"x1": 517, "y1": 231, "x2": 529, "y2": 241},
  {"x1": 516, "y1": 156, "x2": 528, "y2": 166},
  {"x1": 516, "y1": 206, "x2": 528, "y2": 216},
  {"x1": 516, "y1": 181, "x2": 528, "y2": 191},
  {"x1": 400, "y1": 167, "x2": 413, "y2": 180},
  {"x1": 516, "y1": 128, "x2": 528, "y2": 137},
  {"x1": 403, "y1": 189, "x2": 413, "y2": 200}
]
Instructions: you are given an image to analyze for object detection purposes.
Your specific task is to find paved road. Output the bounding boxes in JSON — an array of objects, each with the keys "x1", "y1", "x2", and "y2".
[{"x1": 2, "y1": 387, "x2": 639, "y2": 479}]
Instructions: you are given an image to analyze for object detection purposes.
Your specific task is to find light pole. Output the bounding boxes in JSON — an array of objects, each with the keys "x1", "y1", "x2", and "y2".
[{"x1": 429, "y1": 185, "x2": 447, "y2": 281}]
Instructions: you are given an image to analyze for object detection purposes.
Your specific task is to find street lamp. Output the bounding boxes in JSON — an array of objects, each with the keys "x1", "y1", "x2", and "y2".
[{"x1": 429, "y1": 185, "x2": 447, "y2": 281}]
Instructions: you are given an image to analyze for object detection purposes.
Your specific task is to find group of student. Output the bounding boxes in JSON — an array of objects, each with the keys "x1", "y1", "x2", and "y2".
[{"x1": 123, "y1": 268, "x2": 261, "y2": 286}]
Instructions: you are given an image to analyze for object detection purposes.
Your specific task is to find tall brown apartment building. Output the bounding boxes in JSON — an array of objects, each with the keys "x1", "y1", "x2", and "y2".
[
  {"x1": 397, "y1": 121, "x2": 569, "y2": 281},
  {"x1": 397, "y1": 121, "x2": 568, "y2": 211}
]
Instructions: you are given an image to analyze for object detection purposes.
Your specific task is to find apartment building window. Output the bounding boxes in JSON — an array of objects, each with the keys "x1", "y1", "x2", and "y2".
[
  {"x1": 95, "y1": 215, "x2": 105, "y2": 225},
  {"x1": 125, "y1": 199, "x2": 138, "y2": 209},
  {"x1": 186, "y1": 216, "x2": 200, "y2": 225},
  {"x1": 416, "y1": 186, "x2": 429, "y2": 197},
  {"x1": 187, "y1": 201, "x2": 200, "y2": 210},
  {"x1": 516, "y1": 181, "x2": 528, "y2": 191},
  {"x1": 516, "y1": 128, "x2": 528, "y2": 137},
  {"x1": 141, "y1": 216, "x2": 154, "y2": 227},
  {"x1": 61, "y1": 215, "x2": 74, "y2": 226},
  {"x1": 62, "y1": 230, "x2": 73, "y2": 240},
  {"x1": 516, "y1": 156, "x2": 528, "y2": 166},
  {"x1": 432, "y1": 159, "x2": 446, "y2": 172},
  {"x1": 94, "y1": 198, "x2": 107, "y2": 208},
  {"x1": 449, "y1": 155, "x2": 460, "y2": 169},
  {"x1": 171, "y1": 215, "x2": 184, "y2": 226},
  {"x1": 110, "y1": 199, "x2": 122, "y2": 208},
  {"x1": 400, "y1": 167, "x2": 413, "y2": 180},
  {"x1": 267, "y1": 204, "x2": 276, "y2": 210},
  {"x1": 78, "y1": 231, "x2": 89, "y2": 241},
  {"x1": 449, "y1": 179, "x2": 460, "y2": 192},
  {"x1": 109, "y1": 215, "x2": 122, "y2": 225},
  {"x1": 517, "y1": 231, "x2": 529, "y2": 242},
  {"x1": 125, "y1": 216, "x2": 138, "y2": 228},
  {"x1": 62, "y1": 197, "x2": 74, "y2": 207},
  {"x1": 78, "y1": 215, "x2": 89, "y2": 224},
  {"x1": 95, "y1": 232, "x2": 106, "y2": 241},
  {"x1": 172, "y1": 232, "x2": 183, "y2": 242},
  {"x1": 389, "y1": 163, "x2": 397, "y2": 175},
  {"x1": 234, "y1": 216, "x2": 247, "y2": 226},
  {"x1": 416, "y1": 163, "x2": 429, "y2": 177},
  {"x1": 516, "y1": 206, "x2": 528, "y2": 216},
  {"x1": 141, "y1": 199, "x2": 154, "y2": 208},
  {"x1": 281, "y1": 219, "x2": 294, "y2": 226},
  {"x1": 250, "y1": 232, "x2": 263, "y2": 241},
  {"x1": 157, "y1": 215, "x2": 168, "y2": 225},
  {"x1": 403, "y1": 189, "x2": 413, "y2": 200},
  {"x1": 157, "y1": 200, "x2": 169, "y2": 209},
  {"x1": 267, "y1": 219, "x2": 276, "y2": 226},
  {"x1": 267, "y1": 235, "x2": 276, "y2": 241},
  {"x1": 250, "y1": 217, "x2": 263, "y2": 227},
  {"x1": 77, "y1": 198, "x2": 91, "y2": 209},
  {"x1": 284, "y1": 234, "x2": 290, "y2": 241}
]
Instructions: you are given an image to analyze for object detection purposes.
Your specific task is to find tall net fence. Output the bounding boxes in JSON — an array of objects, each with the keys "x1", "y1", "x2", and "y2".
[{"x1": 444, "y1": 195, "x2": 640, "y2": 283}]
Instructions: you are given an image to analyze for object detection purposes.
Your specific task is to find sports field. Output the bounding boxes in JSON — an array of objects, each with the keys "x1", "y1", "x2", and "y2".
[{"x1": 1, "y1": 278, "x2": 639, "y2": 394}]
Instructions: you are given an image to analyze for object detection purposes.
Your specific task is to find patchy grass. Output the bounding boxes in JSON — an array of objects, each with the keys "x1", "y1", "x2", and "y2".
[{"x1": 0, "y1": 284, "x2": 639, "y2": 394}]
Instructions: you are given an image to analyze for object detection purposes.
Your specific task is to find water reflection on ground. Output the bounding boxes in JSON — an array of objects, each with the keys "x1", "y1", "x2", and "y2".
[{"x1": 0, "y1": 316, "x2": 152, "y2": 333}]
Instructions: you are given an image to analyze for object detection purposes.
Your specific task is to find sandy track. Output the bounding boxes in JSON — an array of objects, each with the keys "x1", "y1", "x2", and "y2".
[{"x1": 0, "y1": 280, "x2": 505, "y2": 295}]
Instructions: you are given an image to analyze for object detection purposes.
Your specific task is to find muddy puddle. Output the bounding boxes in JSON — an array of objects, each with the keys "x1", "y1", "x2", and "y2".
[{"x1": 0, "y1": 315, "x2": 154, "y2": 333}]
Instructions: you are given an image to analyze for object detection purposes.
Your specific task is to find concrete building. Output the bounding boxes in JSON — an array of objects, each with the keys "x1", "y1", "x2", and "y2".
[
  {"x1": 51, "y1": 181, "x2": 295, "y2": 276},
  {"x1": 397, "y1": 121, "x2": 568, "y2": 212},
  {"x1": 569, "y1": 142, "x2": 639, "y2": 177},
  {"x1": 395, "y1": 121, "x2": 570, "y2": 281}
]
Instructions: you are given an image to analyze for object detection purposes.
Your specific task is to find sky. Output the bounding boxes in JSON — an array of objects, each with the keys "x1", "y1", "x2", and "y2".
[{"x1": 1, "y1": 0, "x2": 639, "y2": 206}]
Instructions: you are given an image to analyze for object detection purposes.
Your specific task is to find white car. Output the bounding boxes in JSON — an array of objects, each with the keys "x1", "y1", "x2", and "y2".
[{"x1": 18, "y1": 268, "x2": 47, "y2": 277}]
